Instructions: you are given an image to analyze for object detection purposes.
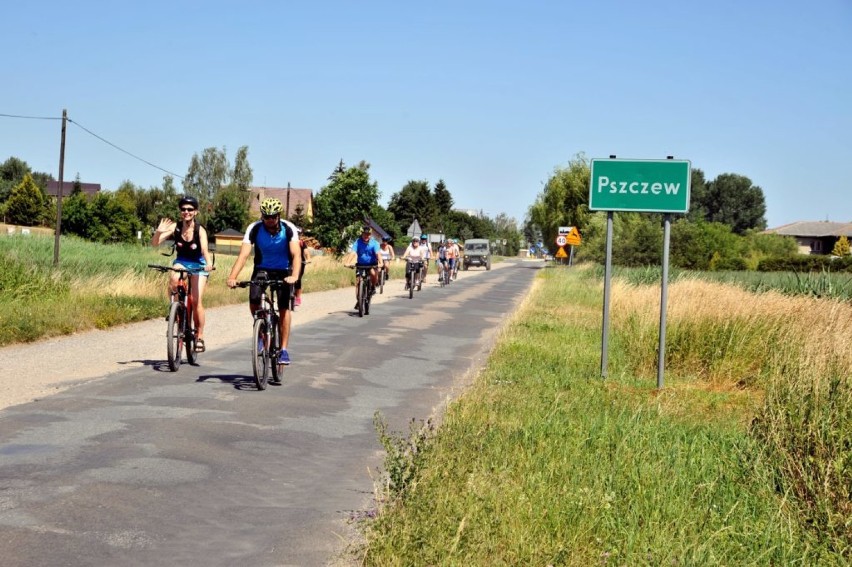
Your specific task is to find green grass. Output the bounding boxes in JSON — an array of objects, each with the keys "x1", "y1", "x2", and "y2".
[{"x1": 360, "y1": 267, "x2": 843, "y2": 565}]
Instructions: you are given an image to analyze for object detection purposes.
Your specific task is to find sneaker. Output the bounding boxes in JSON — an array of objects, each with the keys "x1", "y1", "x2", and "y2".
[
  {"x1": 278, "y1": 349, "x2": 291, "y2": 365},
  {"x1": 294, "y1": 297, "x2": 302, "y2": 307}
]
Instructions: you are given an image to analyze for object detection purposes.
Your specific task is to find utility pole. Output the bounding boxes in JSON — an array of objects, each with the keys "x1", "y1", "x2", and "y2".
[{"x1": 53, "y1": 108, "x2": 67, "y2": 266}]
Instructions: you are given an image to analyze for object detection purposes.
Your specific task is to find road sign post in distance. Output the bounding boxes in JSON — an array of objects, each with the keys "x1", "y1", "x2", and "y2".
[{"x1": 589, "y1": 159, "x2": 691, "y2": 213}]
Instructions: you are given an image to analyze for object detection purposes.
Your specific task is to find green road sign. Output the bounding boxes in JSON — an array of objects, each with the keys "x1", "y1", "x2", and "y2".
[{"x1": 589, "y1": 159, "x2": 691, "y2": 213}]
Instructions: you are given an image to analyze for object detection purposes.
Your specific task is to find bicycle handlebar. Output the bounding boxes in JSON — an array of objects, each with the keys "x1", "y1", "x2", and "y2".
[
  {"x1": 147, "y1": 264, "x2": 206, "y2": 275},
  {"x1": 233, "y1": 279, "x2": 286, "y2": 289}
]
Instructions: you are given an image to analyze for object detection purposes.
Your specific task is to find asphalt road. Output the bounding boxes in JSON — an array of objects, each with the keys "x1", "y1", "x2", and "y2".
[{"x1": 0, "y1": 260, "x2": 541, "y2": 566}]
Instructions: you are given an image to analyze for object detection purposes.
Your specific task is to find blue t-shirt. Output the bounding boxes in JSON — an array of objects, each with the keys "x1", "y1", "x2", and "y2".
[
  {"x1": 352, "y1": 237, "x2": 381, "y2": 265},
  {"x1": 243, "y1": 220, "x2": 297, "y2": 270}
]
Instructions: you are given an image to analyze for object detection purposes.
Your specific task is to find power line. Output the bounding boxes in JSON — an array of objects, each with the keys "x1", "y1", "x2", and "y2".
[
  {"x1": 67, "y1": 118, "x2": 184, "y2": 180},
  {"x1": 1, "y1": 111, "x2": 185, "y2": 181},
  {"x1": 0, "y1": 112, "x2": 62, "y2": 120}
]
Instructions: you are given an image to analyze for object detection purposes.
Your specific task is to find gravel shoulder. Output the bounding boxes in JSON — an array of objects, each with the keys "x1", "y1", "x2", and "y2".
[{"x1": 0, "y1": 263, "x2": 513, "y2": 411}]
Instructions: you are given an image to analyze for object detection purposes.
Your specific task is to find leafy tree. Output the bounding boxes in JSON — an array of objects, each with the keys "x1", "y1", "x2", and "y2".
[
  {"x1": 60, "y1": 191, "x2": 93, "y2": 238},
  {"x1": 686, "y1": 168, "x2": 708, "y2": 222},
  {"x1": 670, "y1": 220, "x2": 744, "y2": 270},
  {"x1": 832, "y1": 235, "x2": 851, "y2": 257},
  {"x1": 433, "y1": 179, "x2": 453, "y2": 215},
  {"x1": 232, "y1": 145, "x2": 253, "y2": 191},
  {"x1": 313, "y1": 160, "x2": 380, "y2": 254},
  {"x1": 0, "y1": 157, "x2": 52, "y2": 205},
  {"x1": 6, "y1": 174, "x2": 46, "y2": 226},
  {"x1": 288, "y1": 203, "x2": 312, "y2": 233},
  {"x1": 85, "y1": 192, "x2": 143, "y2": 244},
  {"x1": 696, "y1": 173, "x2": 767, "y2": 235},
  {"x1": 183, "y1": 146, "x2": 230, "y2": 215},
  {"x1": 387, "y1": 180, "x2": 437, "y2": 232},
  {"x1": 368, "y1": 204, "x2": 401, "y2": 241},
  {"x1": 528, "y1": 154, "x2": 590, "y2": 250},
  {"x1": 207, "y1": 185, "x2": 251, "y2": 236}
]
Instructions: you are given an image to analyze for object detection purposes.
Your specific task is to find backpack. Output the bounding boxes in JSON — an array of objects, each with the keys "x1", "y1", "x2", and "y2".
[{"x1": 248, "y1": 220, "x2": 295, "y2": 266}]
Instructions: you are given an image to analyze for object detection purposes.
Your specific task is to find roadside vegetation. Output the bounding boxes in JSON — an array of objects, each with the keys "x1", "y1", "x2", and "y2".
[
  {"x1": 0, "y1": 234, "x2": 408, "y2": 346},
  {"x1": 361, "y1": 265, "x2": 850, "y2": 565}
]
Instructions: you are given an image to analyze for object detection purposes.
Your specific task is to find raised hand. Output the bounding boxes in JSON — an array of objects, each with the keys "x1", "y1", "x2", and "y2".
[{"x1": 156, "y1": 218, "x2": 177, "y2": 234}]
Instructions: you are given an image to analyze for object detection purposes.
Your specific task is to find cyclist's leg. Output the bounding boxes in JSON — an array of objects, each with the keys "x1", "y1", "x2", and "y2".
[{"x1": 170, "y1": 262, "x2": 187, "y2": 295}]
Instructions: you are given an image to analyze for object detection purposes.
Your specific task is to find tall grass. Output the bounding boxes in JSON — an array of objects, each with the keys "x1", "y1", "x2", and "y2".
[
  {"x1": 0, "y1": 234, "x2": 382, "y2": 345},
  {"x1": 360, "y1": 267, "x2": 840, "y2": 565}
]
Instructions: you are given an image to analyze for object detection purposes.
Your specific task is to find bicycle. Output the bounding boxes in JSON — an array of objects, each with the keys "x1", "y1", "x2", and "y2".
[
  {"x1": 405, "y1": 260, "x2": 422, "y2": 299},
  {"x1": 443, "y1": 260, "x2": 452, "y2": 286},
  {"x1": 377, "y1": 263, "x2": 387, "y2": 295},
  {"x1": 148, "y1": 264, "x2": 202, "y2": 371},
  {"x1": 352, "y1": 264, "x2": 376, "y2": 317},
  {"x1": 437, "y1": 259, "x2": 448, "y2": 288},
  {"x1": 234, "y1": 270, "x2": 292, "y2": 390}
]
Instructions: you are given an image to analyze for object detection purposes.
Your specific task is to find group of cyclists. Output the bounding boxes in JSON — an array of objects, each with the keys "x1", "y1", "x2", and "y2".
[{"x1": 153, "y1": 195, "x2": 463, "y2": 373}]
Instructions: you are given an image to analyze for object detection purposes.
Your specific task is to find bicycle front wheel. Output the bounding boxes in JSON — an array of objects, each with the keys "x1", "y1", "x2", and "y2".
[
  {"x1": 379, "y1": 269, "x2": 385, "y2": 294},
  {"x1": 408, "y1": 272, "x2": 414, "y2": 299},
  {"x1": 252, "y1": 318, "x2": 269, "y2": 390},
  {"x1": 167, "y1": 302, "x2": 183, "y2": 372},
  {"x1": 357, "y1": 278, "x2": 366, "y2": 317}
]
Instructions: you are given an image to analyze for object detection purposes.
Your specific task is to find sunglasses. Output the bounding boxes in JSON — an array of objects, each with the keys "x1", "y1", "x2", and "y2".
[
  {"x1": 262, "y1": 214, "x2": 279, "y2": 220},
  {"x1": 180, "y1": 207, "x2": 195, "y2": 212}
]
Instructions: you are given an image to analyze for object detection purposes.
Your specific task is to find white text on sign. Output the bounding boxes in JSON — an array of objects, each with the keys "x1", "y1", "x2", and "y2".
[{"x1": 596, "y1": 176, "x2": 682, "y2": 195}]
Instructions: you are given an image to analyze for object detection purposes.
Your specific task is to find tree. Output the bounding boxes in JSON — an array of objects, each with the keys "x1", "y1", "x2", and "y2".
[
  {"x1": 670, "y1": 220, "x2": 744, "y2": 270},
  {"x1": 697, "y1": 173, "x2": 767, "y2": 235},
  {"x1": 232, "y1": 145, "x2": 253, "y2": 191},
  {"x1": 313, "y1": 160, "x2": 381, "y2": 254},
  {"x1": 288, "y1": 203, "x2": 312, "y2": 233},
  {"x1": 433, "y1": 179, "x2": 453, "y2": 215},
  {"x1": 832, "y1": 235, "x2": 851, "y2": 257},
  {"x1": 387, "y1": 180, "x2": 437, "y2": 232},
  {"x1": 207, "y1": 185, "x2": 251, "y2": 236},
  {"x1": 183, "y1": 147, "x2": 230, "y2": 215},
  {"x1": 528, "y1": 154, "x2": 591, "y2": 250},
  {"x1": 5, "y1": 174, "x2": 46, "y2": 226},
  {"x1": 685, "y1": 169, "x2": 708, "y2": 222},
  {"x1": 85, "y1": 192, "x2": 143, "y2": 244}
]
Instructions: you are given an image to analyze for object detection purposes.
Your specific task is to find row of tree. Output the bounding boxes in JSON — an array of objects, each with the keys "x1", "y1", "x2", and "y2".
[
  {"x1": 526, "y1": 154, "x2": 795, "y2": 269},
  {"x1": 0, "y1": 151, "x2": 522, "y2": 255}
]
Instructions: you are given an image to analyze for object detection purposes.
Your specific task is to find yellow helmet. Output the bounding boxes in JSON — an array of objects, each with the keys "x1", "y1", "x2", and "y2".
[{"x1": 260, "y1": 198, "x2": 283, "y2": 216}]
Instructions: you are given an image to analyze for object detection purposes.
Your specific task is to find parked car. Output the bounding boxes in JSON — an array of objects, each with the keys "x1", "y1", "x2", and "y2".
[{"x1": 463, "y1": 239, "x2": 491, "y2": 270}]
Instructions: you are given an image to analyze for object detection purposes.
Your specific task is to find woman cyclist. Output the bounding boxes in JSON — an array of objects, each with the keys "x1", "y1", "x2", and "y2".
[
  {"x1": 402, "y1": 236, "x2": 428, "y2": 289},
  {"x1": 379, "y1": 236, "x2": 395, "y2": 280},
  {"x1": 151, "y1": 195, "x2": 214, "y2": 352}
]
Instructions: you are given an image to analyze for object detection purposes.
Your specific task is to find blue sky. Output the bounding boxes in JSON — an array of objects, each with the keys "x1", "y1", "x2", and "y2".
[{"x1": 2, "y1": 1, "x2": 850, "y2": 229}]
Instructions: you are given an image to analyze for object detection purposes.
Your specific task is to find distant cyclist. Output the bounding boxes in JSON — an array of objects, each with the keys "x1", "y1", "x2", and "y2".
[
  {"x1": 351, "y1": 225, "x2": 383, "y2": 309},
  {"x1": 151, "y1": 195, "x2": 214, "y2": 352},
  {"x1": 402, "y1": 236, "x2": 428, "y2": 289},
  {"x1": 436, "y1": 239, "x2": 449, "y2": 282},
  {"x1": 379, "y1": 236, "x2": 395, "y2": 280},
  {"x1": 226, "y1": 198, "x2": 301, "y2": 366},
  {"x1": 446, "y1": 238, "x2": 459, "y2": 278},
  {"x1": 419, "y1": 234, "x2": 431, "y2": 282}
]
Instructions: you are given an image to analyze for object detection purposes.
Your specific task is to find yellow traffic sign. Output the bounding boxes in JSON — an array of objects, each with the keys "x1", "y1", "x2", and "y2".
[
  {"x1": 565, "y1": 227, "x2": 581, "y2": 246},
  {"x1": 555, "y1": 246, "x2": 568, "y2": 258}
]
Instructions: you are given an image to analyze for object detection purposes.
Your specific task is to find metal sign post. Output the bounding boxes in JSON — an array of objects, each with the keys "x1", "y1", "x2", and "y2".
[{"x1": 590, "y1": 156, "x2": 690, "y2": 386}]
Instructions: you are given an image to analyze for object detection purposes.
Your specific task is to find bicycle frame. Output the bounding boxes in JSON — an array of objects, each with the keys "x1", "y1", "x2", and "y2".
[
  {"x1": 148, "y1": 264, "x2": 201, "y2": 371},
  {"x1": 235, "y1": 271, "x2": 290, "y2": 390},
  {"x1": 354, "y1": 264, "x2": 375, "y2": 317}
]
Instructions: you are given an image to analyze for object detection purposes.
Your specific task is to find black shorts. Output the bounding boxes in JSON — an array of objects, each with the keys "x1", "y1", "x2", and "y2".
[{"x1": 250, "y1": 269, "x2": 293, "y2": 311}]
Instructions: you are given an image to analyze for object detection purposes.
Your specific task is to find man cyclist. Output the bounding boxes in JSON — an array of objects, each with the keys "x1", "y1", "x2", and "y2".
[
  {"x1": 226, "y1": 198, "x2": 301, "y2": 366},
  {"x1": 419, "y1": 234, "x2": 431, "y2": 282},
  {"x1": 351, "y1": 225, "x2": 383, "y2": 309}
]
